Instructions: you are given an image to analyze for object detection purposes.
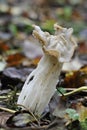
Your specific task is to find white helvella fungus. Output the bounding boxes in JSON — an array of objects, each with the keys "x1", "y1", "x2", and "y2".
[{"x1": 17, "y1": 23, "x2": 77, "y2": 116}]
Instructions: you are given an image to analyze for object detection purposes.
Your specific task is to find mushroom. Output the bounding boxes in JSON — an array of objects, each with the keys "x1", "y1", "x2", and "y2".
[{"x1": 17, "y1": 23, "x2": 77, "y2": 116}]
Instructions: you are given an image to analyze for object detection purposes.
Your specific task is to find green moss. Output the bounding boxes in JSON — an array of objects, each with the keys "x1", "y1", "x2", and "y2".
[
  {"x1": 80, "y1": 119, "x2": 87, "y2": 130},
  {"x1": 41, "y1": 20, "x2": 55, "y2": 34}
]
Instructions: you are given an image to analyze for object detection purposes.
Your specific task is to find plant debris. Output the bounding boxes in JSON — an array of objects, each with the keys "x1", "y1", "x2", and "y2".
[{"x1": 0, "y1": 0, "x2": 87, "y2": 130}]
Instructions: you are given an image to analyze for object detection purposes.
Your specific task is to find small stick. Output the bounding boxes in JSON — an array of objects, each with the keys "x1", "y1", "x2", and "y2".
[
  {"x1": 17, "y1": 104, "x2": 39, "y2": 124},
  {"x1": 0, "y1": 93, "x2": 20, "y2": 99},
  {"x1": 0, "y1": 95, "x2": 11, "y2": 99},
  {"x1": 0, "y1": 106, "x2": 16, "y2": 113},
  {"x1": 64, "y1": 86, "x2": 87, "y2": 97}
]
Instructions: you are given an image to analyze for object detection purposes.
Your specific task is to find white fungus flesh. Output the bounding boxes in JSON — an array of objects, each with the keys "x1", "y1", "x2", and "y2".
[{"x1": 17, "y1": 23, "x2": 77, "y2": 116}]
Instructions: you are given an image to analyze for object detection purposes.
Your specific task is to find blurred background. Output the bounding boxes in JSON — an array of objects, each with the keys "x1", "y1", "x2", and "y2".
[
  {"x1": 0, "y1": 0, "x2": 87, "y2": 70},
  {"x1": 0, "y1": 0, "x2": 87, "y2": 34},
  {"x1": 0, "y1": 1, "x2": 87, "y2": 127}
]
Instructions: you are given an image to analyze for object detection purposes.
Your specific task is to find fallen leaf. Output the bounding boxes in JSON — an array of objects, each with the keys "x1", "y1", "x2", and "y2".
[
  {"x1": 0, "y1": 112, "x2": 12, "y2": 126},
  {"x1": 0, "y1": 42, "x2": 9, "y2": 53},
  {"x1": 6, "y1": 53, "x2": 25, "y2": 66},
  {"x1": 76, "y1": 102, "x2": 87, "y2": 121}
]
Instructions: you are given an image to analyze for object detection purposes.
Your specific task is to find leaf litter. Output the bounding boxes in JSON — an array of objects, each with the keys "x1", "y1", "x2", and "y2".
[{"x1": 0, "y1": 0, "x2": 87, "y2": 130}]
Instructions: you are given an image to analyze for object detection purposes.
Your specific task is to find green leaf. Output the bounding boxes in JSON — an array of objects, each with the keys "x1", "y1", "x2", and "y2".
[
  {"x1": 41, "y1": 20, "x2": 55, "y2": 34},
  {"x1": 65, "y1": 108, "x2": 79, "y2": 121},
  {"x1": 25, "y1": 25, "x2": 33, "y2": 34},
  {"x1": 80, "y1": 119, "x2": 87, "y2": 130},
  {"x1": 57, "y1": 87, "x2": 66, "y2": 95},
  {"x1": 9, "y1": 24, "x2": 18, "y2": 35},
  {"x1": 64, "y1": 6, "x2": 72, "y2": 19}
]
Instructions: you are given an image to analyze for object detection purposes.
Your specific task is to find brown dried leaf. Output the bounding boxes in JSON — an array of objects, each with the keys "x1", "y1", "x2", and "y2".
[
  {"x1": 76, "y1": 102, "x2": 87, "y2": 121},
  {"x1": 6, "y1": 53, "x2": 25, "y2": 66},
  {"x1": 0, "y1": 42, "x2": 9, "y2": 52},
  {"x1": 0, "y1": 112, "x2": 12, "y2": 126},
  {"x1": 31, "y1": 57, "x2": 41, "y2": 66},
  {"x1": 58, "y1": 66, "x2": 87, "y2": 88}
]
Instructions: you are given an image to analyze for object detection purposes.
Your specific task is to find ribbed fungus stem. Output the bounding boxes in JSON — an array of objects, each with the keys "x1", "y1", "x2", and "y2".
[{"x1": 17, "y1": 23, "x2": 77, "y2": 116}]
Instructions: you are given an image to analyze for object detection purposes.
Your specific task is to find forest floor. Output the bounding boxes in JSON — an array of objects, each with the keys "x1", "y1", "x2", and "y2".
[{"x1": 0, "y1": 0, "x2": 87, "y2": 129}]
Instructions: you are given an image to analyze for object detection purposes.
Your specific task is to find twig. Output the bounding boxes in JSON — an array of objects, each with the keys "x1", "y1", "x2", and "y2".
[
  {"x1": 64, "y1": 86, "x2": 87, "y2": 97},
  {"x1": 0, "y1": 93, "x2": 19, "y2": 99},
  {"x1": 0, "y1": 106, "x2": 16, "y2": 113},
  {"x1": 0, "y1": 95, "x2": 10, "y2": 99},
  {"x1": 17, "y1": 104, "x2": 39, "y2": 124}
]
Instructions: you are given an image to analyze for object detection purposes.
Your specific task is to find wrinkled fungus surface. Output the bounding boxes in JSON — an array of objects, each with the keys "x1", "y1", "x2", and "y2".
[{"x1": 17, "y1": 24, "x2": 77, "y2": 115}]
